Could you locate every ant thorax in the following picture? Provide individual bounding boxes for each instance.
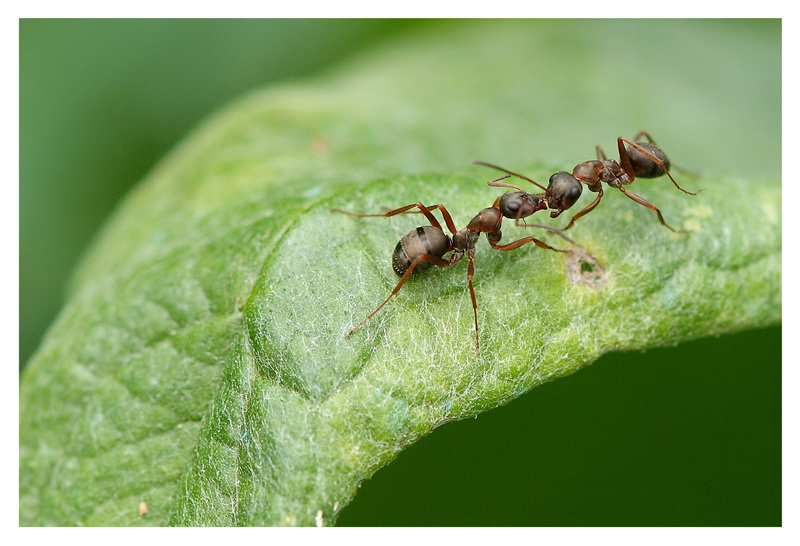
[599,161,631,189]
[452,228,479,253]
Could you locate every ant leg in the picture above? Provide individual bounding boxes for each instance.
[381,203,460,234]
[420,204,458,235]
[618,137,701,196]
[465,249,480,354]
[618,186,692,234]
[490,236,569,253]
[596,145,607,161]
[332,203,441,227]
[347,253,451,338]
[333,203,458,234]
[616,137,637,182]
[632,130,657,144]
[560,188,604,231]
[672,163,701,178]
[512,219,577,245]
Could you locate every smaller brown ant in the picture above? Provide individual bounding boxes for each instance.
[475,131,700,233]
[333,182,574,353]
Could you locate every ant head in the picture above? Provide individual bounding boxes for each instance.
[547,172,583,212]
[498,191,547,220]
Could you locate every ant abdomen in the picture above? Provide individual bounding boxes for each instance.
[626,142,671,179]
[392,226,451,276]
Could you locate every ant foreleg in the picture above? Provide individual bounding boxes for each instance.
[514,221,578,245]
[488,234,569,253]
[560,188,604,231]
[347,253,452,338]
[617,186,692,234]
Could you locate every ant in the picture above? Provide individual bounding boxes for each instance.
[475,131,700,234]
[333,180,574,353]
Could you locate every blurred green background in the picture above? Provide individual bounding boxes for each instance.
[20,19,417,368]
[20,19,780,525]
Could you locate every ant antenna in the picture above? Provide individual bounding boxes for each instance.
[471,161,549,193]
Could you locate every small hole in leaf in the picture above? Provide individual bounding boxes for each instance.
[566,247,606,288]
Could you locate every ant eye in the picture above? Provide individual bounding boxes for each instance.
[498,191,528,219]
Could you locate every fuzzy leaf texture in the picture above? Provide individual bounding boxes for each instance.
[20,20,780,526]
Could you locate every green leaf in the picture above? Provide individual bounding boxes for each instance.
[20,20,780,526]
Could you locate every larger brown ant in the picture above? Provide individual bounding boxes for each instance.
[333,181,574,353]
[475,131,700,233]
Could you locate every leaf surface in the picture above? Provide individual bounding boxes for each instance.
[20,20,780,526]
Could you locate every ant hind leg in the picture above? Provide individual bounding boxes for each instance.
[333,203,459,234]
[618,186,692,234]
[347,253,451,338]
[465,250,480,354]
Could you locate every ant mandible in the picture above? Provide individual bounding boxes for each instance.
[475,131,701,234]
[333,180,573,353]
